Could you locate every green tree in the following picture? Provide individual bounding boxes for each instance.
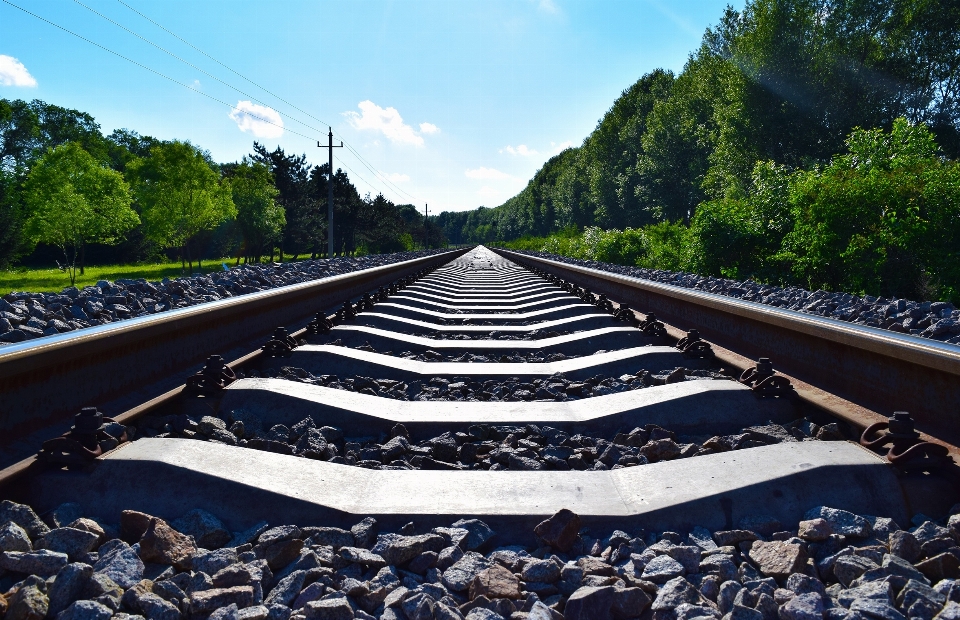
[229,159,285,263]
[23,142,138,285]
[785,118,960,300]
[127,140,236,272]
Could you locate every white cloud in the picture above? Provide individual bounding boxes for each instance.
[229,101,284,138]
[0,55,37,87]
[501,144,539,157]
[344,100,427,146]
[385,172,410,183]
[465,167,513,180]
[419,122,440,134]
[190,79,201,89]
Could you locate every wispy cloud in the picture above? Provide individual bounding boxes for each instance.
[384,172,410,183]
[501,144,539,157]
[533,0,559,14]
[0,55,37,87]
[549,140,573,154]
[465,167,513,180]
[229,101,284,138]
[344,100,434,147]
[643,0,701,39]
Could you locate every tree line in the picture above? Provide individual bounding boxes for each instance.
[0,98,445,283]
[441,0,960,301]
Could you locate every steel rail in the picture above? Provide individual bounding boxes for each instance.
[494,249,960,447]
[0,250,468,451]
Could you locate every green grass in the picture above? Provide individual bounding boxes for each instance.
[0,259,238,296]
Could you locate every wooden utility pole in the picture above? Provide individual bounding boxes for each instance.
[319,128,343,257]
[424,204,429,249]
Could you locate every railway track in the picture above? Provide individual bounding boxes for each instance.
[1,246,959,620]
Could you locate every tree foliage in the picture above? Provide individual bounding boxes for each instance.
[23,143,138,284]
[227,159,285,263]
[127,140,235,271]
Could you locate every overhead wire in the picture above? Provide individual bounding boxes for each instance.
[0,0,310,142]
[111,0,423,204]
[3,0,423,205]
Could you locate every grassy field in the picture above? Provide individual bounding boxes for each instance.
[0,259,237,296]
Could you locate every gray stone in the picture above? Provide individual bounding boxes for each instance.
[936,602,960,620]
[339,547,386,568]
[190,587,256,614]
[172,509,231,549]
[57,600,114,620]
[304,527,353,550]
[94,540,144,588]
[653,577,705,611]
[0,549,69,576]
[238,605,270,620]
[0,500,50,539]
[442,552,490,592]
[6,582,48,620]
[728,604,764,620]
[303,597,354,620]
[350,517,377,548]
[37,528,99,560]
[265,570,306,607]
[676,603,722,620]
[718,582,742,615]
[137,592,181,620]
[210,604,240,620]
[521,559,561,583]
[193,548,239,575]
[778,593,823,620]
[835,555,879,587]
[849,599,906,620]
[449,519,495,551]
[804,507,871,538]
[882,554,929,585]
[838,581,894,608]
[402,592,435,620]
[643,554,686,583]
[48,562,95,616]
[291,583,326,610]
[784,575,825,598]
[689,527,719,552]
[701,555,738,583]
[614,587,653,618]
[564,585,615,619]
[667,545,703,574]
[229,522,270,548]
[465,609,503,620]
[0,521,33,552]
[372,534,443,566]
[889,532,920,563]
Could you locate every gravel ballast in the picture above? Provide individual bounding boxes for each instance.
[512,251,960,346]
[132,410,840,472]
[1,499,959,620]
[0,251,447,347]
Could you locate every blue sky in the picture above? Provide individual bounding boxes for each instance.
[0,0,741,213]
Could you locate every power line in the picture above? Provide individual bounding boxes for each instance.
[115,0,423,203]
[2,0,421,205]
[0,0,309,141]
[75,0,334,140]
